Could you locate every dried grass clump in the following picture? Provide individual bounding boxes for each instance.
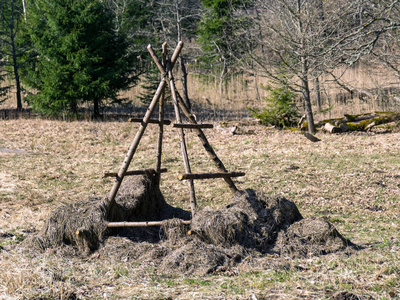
[31,174,175,254]
[331,291,372,300]
[158,241,231,275]
[275,217,355,257]
[191,189,303,252]
[39,196,109,254]
[161,218,190,245]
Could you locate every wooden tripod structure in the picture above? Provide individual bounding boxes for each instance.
[105,42,245,228]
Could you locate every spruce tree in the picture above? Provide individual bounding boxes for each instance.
[22,0,140,118]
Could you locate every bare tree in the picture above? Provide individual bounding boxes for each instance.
[242,0,400,132]
[368,1,400,85]
[248,1,353,132]
[152,0,202,110]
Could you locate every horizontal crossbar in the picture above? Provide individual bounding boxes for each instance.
[173,123,213,129]
[103,168,167,178]
[128,118,171,125]
[178,172,245,181]
[107,220,192,227]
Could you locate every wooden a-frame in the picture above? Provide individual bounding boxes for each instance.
[105,42,245,228]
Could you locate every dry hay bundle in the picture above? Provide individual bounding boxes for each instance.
[39,196,108,254]
[158,241,233,275]
[275,217,354,257]
[161,218,190,245]
[32,174,180,254]
[190,189,303,252]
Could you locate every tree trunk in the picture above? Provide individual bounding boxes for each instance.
[179,55,191,110]
[315,76,322,112]
[219,58,226,104]
[12,51,22,111]
[22,0,27,20]
[318,112,400,132]
[10,2,22,111]
[93,98,100,119]
[324,122,342,133]
[254,71,260,101]
[297,1,316,134]
[301,62,316,134]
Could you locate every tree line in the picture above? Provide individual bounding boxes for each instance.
[0,0,399,127]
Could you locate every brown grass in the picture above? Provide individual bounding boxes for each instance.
[0,119,399,299]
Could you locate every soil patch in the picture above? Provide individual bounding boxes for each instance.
[26,175,355,275]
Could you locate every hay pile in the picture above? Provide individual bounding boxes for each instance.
[155,189,354,275]
[30,174,189,254]
[30,177,354,275]
[190,189,303,251]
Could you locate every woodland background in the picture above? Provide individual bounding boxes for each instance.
[0,0,400,126]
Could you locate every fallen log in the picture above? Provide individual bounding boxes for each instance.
[323,122,342,133]
[318,112,400,133]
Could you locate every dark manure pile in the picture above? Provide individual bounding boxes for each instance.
[28,177,355,275]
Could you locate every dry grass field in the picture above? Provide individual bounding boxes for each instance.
[0,118,399,299]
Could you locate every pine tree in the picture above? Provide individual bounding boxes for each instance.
[22,0,140,118]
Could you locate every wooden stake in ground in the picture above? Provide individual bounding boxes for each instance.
[165,44,197,215]
[155,42,168,177]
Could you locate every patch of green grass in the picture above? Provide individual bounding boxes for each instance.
[183,278,212,286]
[267,270,293,283]
[113,266,129,278]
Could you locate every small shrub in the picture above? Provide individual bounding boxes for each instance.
[249,84,300,128]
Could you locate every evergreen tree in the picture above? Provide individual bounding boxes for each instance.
[22,0,140,118]
[0,0,24,107]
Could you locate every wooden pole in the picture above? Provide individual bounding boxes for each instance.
[173,123,213,129]
[107,220,191,228]
[128,118,171,125]
[175,92,239,194]
[106,79,166,217]
[164,44,197,216]
[178,172,245,181]
[155,42,168,175]
[104,168,167,178]
[147,45,166,76]
[147,43,238,195]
